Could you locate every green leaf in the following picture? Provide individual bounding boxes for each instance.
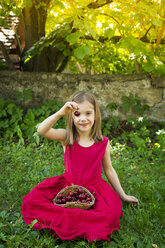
[106,103,118,111]
[27,219,38,232]
[23,89,32,102]
[24,110,35,124]
[0,232,6,241]
[136,240,145,248]
[0,120,9,128]
[51,0,65,9]
[66,32,82,44]
[98,0,106,3]
[0,98,4,109]
[0,109,7,118]
[152,19,162,27]
[143,63,154,72]
[14,126,24,144]
[74,46,91,59]
[54,42,66,51]
[122,102,130,113]
[104,28,115,38]
[63,17,73,23]
[7,104,15,115]
[22,0,32,8]
[13,90,23,100]
[63,49,72,56]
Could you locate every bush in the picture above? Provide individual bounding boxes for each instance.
[0,97,65,144]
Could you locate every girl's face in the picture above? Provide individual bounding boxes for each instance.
[72,101,95,136]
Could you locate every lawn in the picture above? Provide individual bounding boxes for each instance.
[0,134,164,248]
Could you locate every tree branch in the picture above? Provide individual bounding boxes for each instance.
[100,13,120,24]
[140,25,153,42]
[87,0,113,9]
[84,34,165,44]
[154,14,165,52]
[84,34,123,43]
[134,59,141,73]
[56,56,69,72]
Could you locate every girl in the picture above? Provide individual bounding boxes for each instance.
[22,91,139,243]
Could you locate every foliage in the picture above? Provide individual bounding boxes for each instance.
[68,40,136,74]
[121,93,150,116]
[1,92,165,154]
[30,0,165,75]
[0,92,65,144]
[102,115,165,152]
[1,0,165,75]
[0,60,7,70]
[102,93,165,152]
[0,0,22,26]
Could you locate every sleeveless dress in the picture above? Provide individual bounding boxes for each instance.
[22,136,122,243]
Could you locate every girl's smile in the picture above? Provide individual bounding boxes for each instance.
[80,123,88,127]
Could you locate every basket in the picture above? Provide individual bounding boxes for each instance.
[53,185,95,210]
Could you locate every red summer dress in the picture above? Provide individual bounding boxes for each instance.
[22,136,123,243]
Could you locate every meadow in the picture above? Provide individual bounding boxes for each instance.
[0,97,165,248]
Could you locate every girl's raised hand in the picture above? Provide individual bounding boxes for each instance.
[59,102,79,116]
[122,194,139,207]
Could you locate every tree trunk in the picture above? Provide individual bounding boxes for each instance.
[22,0,68,72]
[22,2,48,71]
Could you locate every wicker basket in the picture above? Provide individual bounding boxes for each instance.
[53,185,95,210]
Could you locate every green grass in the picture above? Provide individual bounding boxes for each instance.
[0,138,164,248]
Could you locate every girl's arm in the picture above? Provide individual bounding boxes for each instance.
[102,141,139,206]
[37,101,79,143]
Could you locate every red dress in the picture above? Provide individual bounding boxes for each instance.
[22,136,122,243]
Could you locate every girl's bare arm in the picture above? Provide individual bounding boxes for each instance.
[102,141,139,206]
[37,101,79,142]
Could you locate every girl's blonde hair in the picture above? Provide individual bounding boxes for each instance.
[64,91,102,145]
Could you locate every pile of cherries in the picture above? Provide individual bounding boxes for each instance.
[55,187,93,205]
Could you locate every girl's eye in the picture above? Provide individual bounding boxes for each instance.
[74,111,80,117]
[87,112,92,115]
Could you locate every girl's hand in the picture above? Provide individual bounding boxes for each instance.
[59,101,79,116]
[122,194,139,206]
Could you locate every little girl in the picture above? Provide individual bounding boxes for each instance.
[22,91,139,243]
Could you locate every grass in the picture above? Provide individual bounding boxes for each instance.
[0,137,164,248]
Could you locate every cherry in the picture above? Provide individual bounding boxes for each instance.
[74,111,80,116]
[73,191,78,196]
[78,194,83,199]
[68,191,74,197]
[66,196,72,201]
[56,199,62,204]
[78,187,83,194]
[81,194,86,199]
[61,198,66,204]
[57,193,63,199]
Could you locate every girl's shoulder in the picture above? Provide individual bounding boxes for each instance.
[101,136,110,150]
[102,135,109,143]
